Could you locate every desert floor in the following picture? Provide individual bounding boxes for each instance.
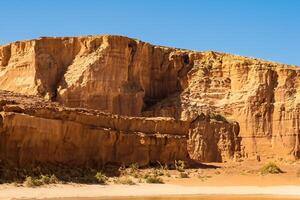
[1,160,300,199]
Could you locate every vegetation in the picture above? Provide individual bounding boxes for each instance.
[2,159,298,188]
[24,174,59,187]
[95,172,108,184]
[39,175,51,184]
[129,163,139,172]
[128,163,141,178]
[24,176,43,187]
[118,163,141,178]
[0,161,181,186]
[152,169,164,177]
[175,160,185,172]
[156,161,170,177]
[145,175,164,184]
[114,176,136,185]
[157,161,168,170]
[0,162,102,184]
[175,160,189,178]
[40,174,59,184]
[114,163,167,184]
[260,162,283,175]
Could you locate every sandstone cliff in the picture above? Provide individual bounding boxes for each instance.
[0,91,188,167]
[0,91,238,166]
[188,114,240,162]
[0,35,299,162]
[0,36,186,116]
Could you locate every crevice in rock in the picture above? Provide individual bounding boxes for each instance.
[127,41,137,83]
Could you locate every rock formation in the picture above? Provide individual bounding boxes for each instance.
[0,91,188,167]
[0,36,184,116]
[0,91,237,167]
[0,35,299,164]
[188,114,240,162]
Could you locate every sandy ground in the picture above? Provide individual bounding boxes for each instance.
[1,184,300,199]
[0,160,299,199]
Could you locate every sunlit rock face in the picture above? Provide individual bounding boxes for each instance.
[0,35,186,116]
[142,51,300,161]
[0,91,189,167]
[0,35,299,163]
[0,91,240,167]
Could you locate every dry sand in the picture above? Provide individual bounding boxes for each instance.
[1,161,300,199]
[1,184,300,199]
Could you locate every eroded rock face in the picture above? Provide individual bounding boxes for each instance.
[1,35,298,162]
[188,115,240,162]
[0,91,239,166]
[0,36,189,116]
[0,91,188,167]
[148,52,300,160]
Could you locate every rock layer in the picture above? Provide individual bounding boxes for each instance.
[1,35,299,161]
[0,91,188,167]
[0,91,238,166]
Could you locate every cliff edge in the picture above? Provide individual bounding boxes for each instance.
[0,35,299,164]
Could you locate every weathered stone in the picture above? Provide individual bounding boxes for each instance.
[1,35,298,163]
[0,91,188,167]
[0,91,239,166]
[188,116,240,162]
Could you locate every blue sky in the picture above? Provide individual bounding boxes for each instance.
[1,0,299,66]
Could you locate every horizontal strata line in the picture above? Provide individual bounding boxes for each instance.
[235,118,300,124]
[2,111,187,136]
[240,134,300,138]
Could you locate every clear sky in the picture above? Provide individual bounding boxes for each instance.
[1,0,299,66]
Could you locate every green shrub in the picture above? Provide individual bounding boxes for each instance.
[24,174,59,187]
[95,172,108,184]
[145,175,164,184]
[40,175,51,184]
[156,161,170,177]
[49,174,59,184]
[114,176,136,185]
[260,162,283,175]
[143,172,151,179]
[157,161,168,170]
[24,176,42,187]
[129,168,141,178]
[132,172,141,178]
[129,163,139,172]
[152,169,164,177]
[119,163,140,178]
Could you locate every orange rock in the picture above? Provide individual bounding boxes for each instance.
[1,35,298,163]
[0,91,189,167]
[0,91,239,166]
